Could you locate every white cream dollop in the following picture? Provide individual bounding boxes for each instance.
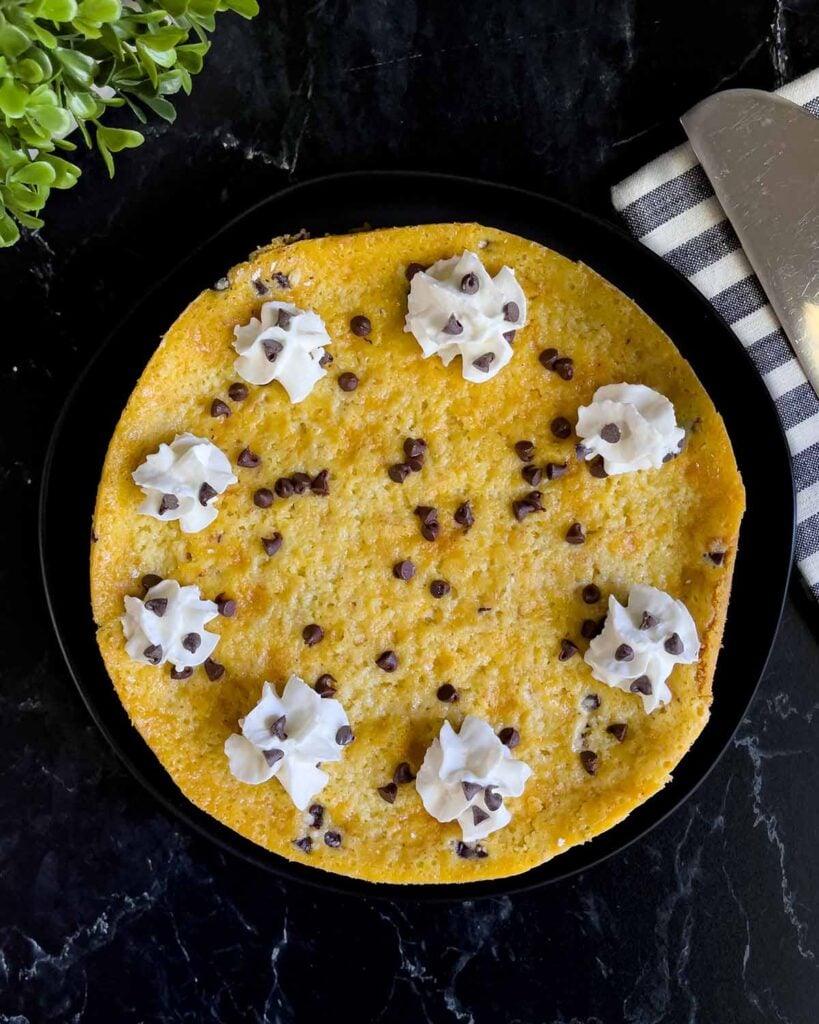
[133,433,237,534]
[224,675,352,810]
[232,301,331,402]
[404,250,527,383]
[584,584,700,713]
[415,715,531,842]
[575,383,685,475]
[121,578,220,670]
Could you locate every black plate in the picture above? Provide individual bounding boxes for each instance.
[39,172,794,900]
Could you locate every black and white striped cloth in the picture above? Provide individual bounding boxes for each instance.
[611,69,819,600]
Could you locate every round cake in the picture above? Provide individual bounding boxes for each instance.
[90,223,745,884]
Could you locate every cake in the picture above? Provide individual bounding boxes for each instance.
[90,223,745,884]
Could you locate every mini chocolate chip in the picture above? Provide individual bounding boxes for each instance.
[290,472,312,494]
[237,448,261,469]
[582,693,601,710]
[311,470,330,496]
[442,314,463,335]
[472,352,495,373]
[430,579,450,598]
[315,673,337,697]
[393,559,416,581]
[484,786,503,811]
[630,675,652,695]
[522,464,543,486]
[276,309,292,330]
[421,520,440,541]
[575,443,588,460]
[581,617,605,639]
[141,574,163,592]
[503,301,520,323]
[640,611,657,630]
[350,315,371,336]
[216,594,236,617]
[319,352,333,367]
[199,482,217,506]
[553,357,574,380]
[600,422,621,443]
[158,493,179,516]
[254,488,274,508]
[378,782,397,804]
[308,803,324,828]
[274,477,294,499]
[615,644,634,662]
[393,762,415,784]
[461,272,479,293]
[388,462,412,483]
[579,750,599,775]
[228,382,249,402]
[436,683,458,702]
[503,330,516,344]
[456,841,488,859]
[324,831,342,848]
[303,623,324,646]
[143,644,162,664]
[498,727,520,749]
[454,501,474,530]
[182,632,201,653]
[707,550,726,565]
[264,749,284,766]
[405,262,426,280]
[662,451,677,463]
[204,658,225,681]
[545,461,568,480]
[262,339,283,362]
[513,499,538,521]
[565,522,586,544]
[588,456,608,479]
[462,781,482,801]
[338,372,359,392]
[472,806,490,826]
[252,277,269,296]
[404,438,428,459]
[262,533,282,556]
[607,723,628,742]
[559,638,579,661]
[539,347,558,369]
[525,490,543,510]
[408,455,425,472]
[582,584,601,604]
[515,440,535,462]
[414,504,439,527]
[664,632,684,655]
[144,597,168,617]
[478,606,492,613]
[211,398,230,418]
[270,715,287,740]
[272,272,290,288]
[551,416,572,439]
[336,725,355,746]
[293,836,312,853]
[170,666,193,680]
[376,650,398,672]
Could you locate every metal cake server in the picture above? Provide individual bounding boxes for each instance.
[682,88,819,397]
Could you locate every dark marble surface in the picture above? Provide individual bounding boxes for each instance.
[2,3,819,1021]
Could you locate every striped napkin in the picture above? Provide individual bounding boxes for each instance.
[611,69,819,600]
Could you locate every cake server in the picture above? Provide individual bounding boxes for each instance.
[681,88,819,398]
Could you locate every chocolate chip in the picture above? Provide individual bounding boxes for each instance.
[254,487,274,508]
[461,272,479,293]
[478,606,492,613]
[430,579,450,598]
[522,464,543,486]
[525,490,543,510]
[272,477,293,499]
[204,658,225,681]
[308,803,324,828]
[141,574,163,592]
[143,644,162,665]
[551,416,572,439]
[272,272,290,288]
[393,762,415,784]
[484,786,503,811]
[664,633,684,655]
[559,638,579,661]
[199,482,217,506]
[376,650,398,672]
[462,781,482,801]
[472,352,495,373]
[336,725,355,746]
[582,693,601,710]
[579,750,599,775]
[581,617,605,639]
[707,551,726,565]
[211,398,231,418]
[287,472,309,494]
[262,339,283,362]
[293,836,312,853]
[588,456,608,479]
[503,301,520,323]
[393,559,416,581]
[388,462,411,483]
[408,456,425,472]
[170,666,193,680]
[662,451,676,463]
[414,505,439,539]
[405,262,426,280]
[498,727,520,749]
[404,438,428,459]
[324,831,342,848]
[456,841,488,859]
[442,314,463,335]
[158,493,179,516]
[515,440,535,462]
[262,533,282,556]
[454,501,474,530]
[310,470,330,496]
[545,461,568,480]
[303,623,324,646]
[182,632,201,653]
[600,422,621,443]
[270,715,287,740]
[226,383,248,404]
[315,673,337,697]
[513,499,538,521]
[539,348,558,369]
[553,357,574,380]
[472,806,490,826]
[565,522,585,544]
[276,309,292,330]
[503,330,516,344]
[421,520,440,542]
[252,277,269,296]
[582,584,601,604]
[264,748,284,767]
[350,314,371,336]
[607,723,628,742]
[640,611,657,630]
[378,782,397,803]
[630,675,652,695]
[144,597,168,617]
[436,683,458,702]
[319,352,333,367]
[216,594,236,617]
[338,372,359,392]
[237,448,260,469]
[615,644,634,662]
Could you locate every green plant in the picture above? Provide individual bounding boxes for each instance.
[0,0,258,246]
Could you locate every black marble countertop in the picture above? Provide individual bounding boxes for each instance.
[3,3,819,1021]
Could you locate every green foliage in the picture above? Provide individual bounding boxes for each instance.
[0,0,258,246]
